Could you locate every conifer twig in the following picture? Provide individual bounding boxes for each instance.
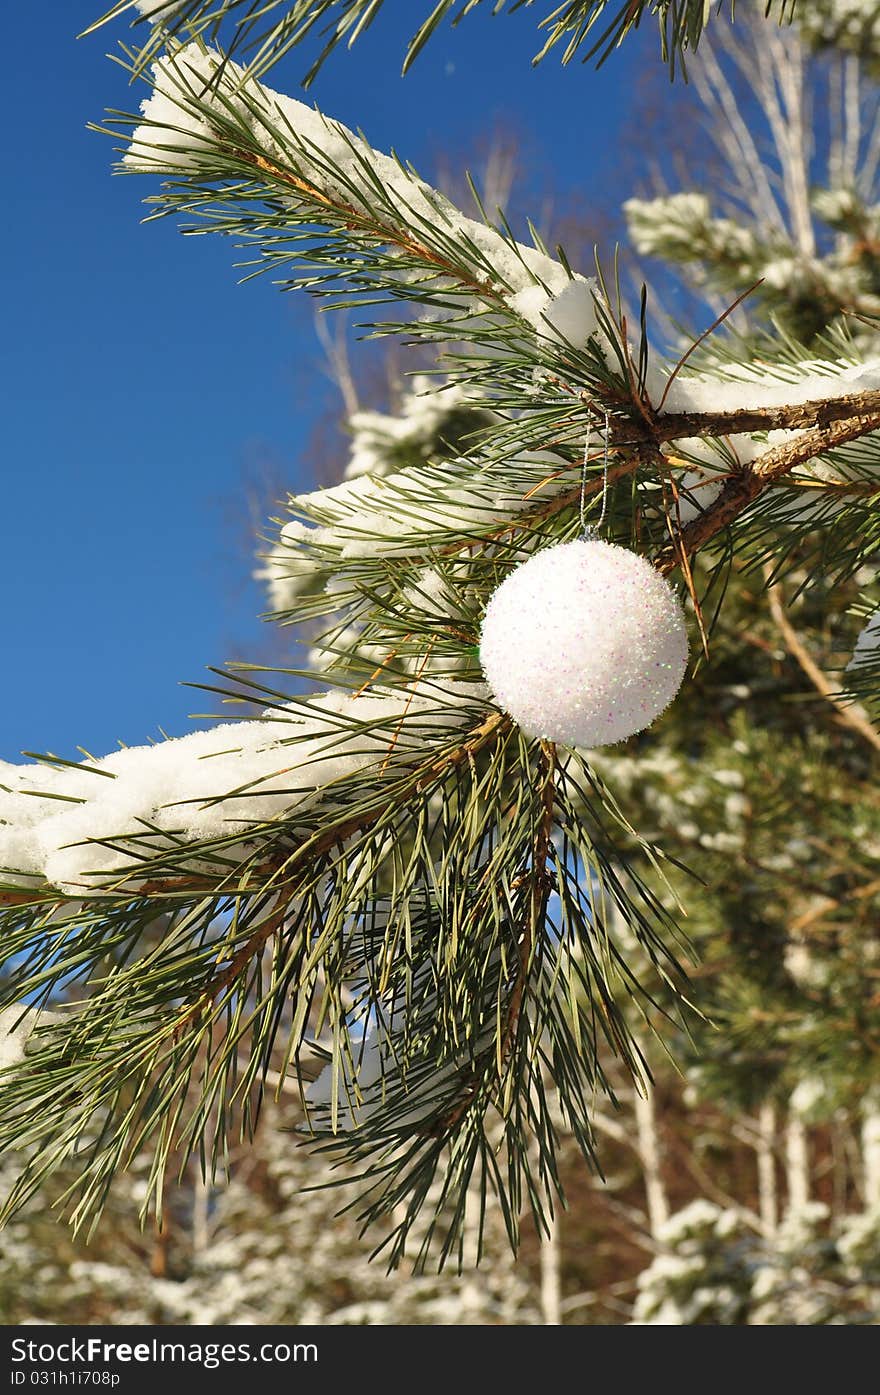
[763,569,880,756]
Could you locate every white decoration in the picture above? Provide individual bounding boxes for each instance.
[479,539,689,748]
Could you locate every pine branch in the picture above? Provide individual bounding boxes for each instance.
[87,0,797,85]
[763,571,880,755]
[99,42,621,389]
[652,387,880,441]
[6,0,876,1267]
[655,406,880,571]
[1,710,507,910]
[238,147,498,305]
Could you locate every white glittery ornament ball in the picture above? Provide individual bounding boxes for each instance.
[479,539,689,748]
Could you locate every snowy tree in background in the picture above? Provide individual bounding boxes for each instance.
[1,0,880,1295]
[0,1098,542,1325]
[626,5,880,343]
[797,1,880,66]
[633,1197,880,1324]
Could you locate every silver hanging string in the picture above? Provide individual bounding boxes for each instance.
[580,409,611,540]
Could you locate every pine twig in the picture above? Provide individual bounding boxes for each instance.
[0,712,508,911]
[656,407,880,573]
[653,387,880,442]
[428,739,557,1139]
[763,569,880,756]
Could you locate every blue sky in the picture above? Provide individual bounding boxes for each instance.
[1,1,654,764]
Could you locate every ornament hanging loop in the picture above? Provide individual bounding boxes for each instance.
[580,408,611,540]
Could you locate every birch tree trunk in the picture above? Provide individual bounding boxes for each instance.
[785,1113,810,1212]
[540,1208,562,1325]
[861,1093,880,1208]
[757,1100,778,1237]
[192,1170,211,1258]
[634,1080,670,1237]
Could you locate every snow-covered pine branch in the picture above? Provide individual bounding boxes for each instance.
[0,682,484,895]
[117,43,605,357]
[626,7,880,343]
[258,350,880,620]
[4,0,879,1270]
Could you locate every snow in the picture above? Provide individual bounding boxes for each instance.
[509,276,601,346]
[124,81,217,170]
[0,684,478,894]
[847,608,880,670]
[262,445,565,613]
[306,964,493,1134]
[655,1198,725,1244]
[811,187,862,224]
[133,1,187,17]
[343,378,481,481]
[123,49,880,447]
[0,1006,62,1071]
[305,1028,387,1132]
[798,0,880,48]
[401,566,459,612]
[304,1002,451,1134]
[626,193,714,257]
[653,356,880,520]
[790,1075,832,1120]
[656,354,880,416]
[260,376,514,610]
[123,45,590,331]
[626,192,760,271]
[660,437,730,522]
[759,257,803,290]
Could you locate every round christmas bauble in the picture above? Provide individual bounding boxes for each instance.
[479,539,688,748]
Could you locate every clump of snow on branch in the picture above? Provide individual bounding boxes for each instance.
[847,609,880,670]
[509,277,601,347]
[344,378,485,481]
[262,446,562,611]
[627,192,762,273]
[133,1,188,18]
[0,684,478,894]
[123,44,599,339]
[655,354,880,416]
[0,1006,63,1071]
[259,377,497,611]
